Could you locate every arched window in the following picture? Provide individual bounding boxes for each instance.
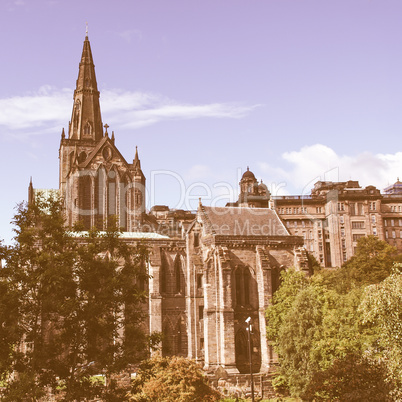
[235,327,261,374]
[235,329,249,373]
[74,101,80,129]
[95,166,106,229]
[234,266,251,307]
[175,317,186,356]
[107,168,117,218]
[78,151,87,163]
[83,121,92,136]
[78,173,92,230]
[162,323,173,356]
[119,175,129,230]
[174,255,183,294]
[160,253,168,294]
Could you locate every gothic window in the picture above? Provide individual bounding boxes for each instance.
[83,121,92,136]
[174,255,183,294]
[160,253,168,294]
[74,101,80,129]
[135,191,142,206]
[235,329,249,374]
[161,317,187,357]
[107,169,117,217]
[197,274,203,289]
[78,173,92,230]
[78,151,87,163]
[235,266,251,307]
[162,323,173,356]
[193,232,199,247]
[95,167,106,229]
[119,175,129,230]
[175,318,185,355]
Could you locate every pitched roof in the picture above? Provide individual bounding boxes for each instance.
[198,206,289,237]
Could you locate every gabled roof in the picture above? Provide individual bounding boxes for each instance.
[198,206,289,237]
[78,135,130,170]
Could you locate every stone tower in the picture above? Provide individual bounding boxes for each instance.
[59,33,146,231]
[226,167,271,208]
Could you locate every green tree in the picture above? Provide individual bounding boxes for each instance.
[341,235,399,286]
[265,237,402,399]
[303,352,393,401]
[0,195,153,400]
[359,263,402,398]
[267,272,382,398]
[265,268,309,345]
[130,354,221,402]
[0,241,21,385]
[275,282,327,396]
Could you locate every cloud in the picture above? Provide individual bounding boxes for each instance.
[102,89,259,129]
[115,29,142,43]
[259,144,402,195]
[0,86,71,132]
[0,87,259,138]
[184,165,212,181]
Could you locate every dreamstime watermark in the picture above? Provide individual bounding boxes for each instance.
[63,166,345,231]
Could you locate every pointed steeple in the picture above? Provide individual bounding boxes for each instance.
[133,146,141,170]
[28,177,34,205]
[68,32,103,142]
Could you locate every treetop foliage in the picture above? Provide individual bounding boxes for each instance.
[266,236,402,400]
[129,354,221,402]
[0,194,154,399]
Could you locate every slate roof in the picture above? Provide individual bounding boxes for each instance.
[199,206,289,237]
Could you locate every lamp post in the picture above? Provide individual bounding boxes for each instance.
[245,317,255,402]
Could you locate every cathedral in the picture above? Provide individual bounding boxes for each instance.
[29,32,402,378]
[28,33,310,376]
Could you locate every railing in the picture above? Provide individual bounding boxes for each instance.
[272,195,314,200]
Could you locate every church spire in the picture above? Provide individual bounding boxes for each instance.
[68,32,103,141]
[133,146,141,170]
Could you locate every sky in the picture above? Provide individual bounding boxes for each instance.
[1,0,402,244]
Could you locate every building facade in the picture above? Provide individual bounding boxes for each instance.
[29,34,401,376]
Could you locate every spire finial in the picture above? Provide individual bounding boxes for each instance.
[85,22,88,38]
[247,166,249,171]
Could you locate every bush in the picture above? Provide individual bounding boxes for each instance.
[130,355,221,402]
[303,353,394,401]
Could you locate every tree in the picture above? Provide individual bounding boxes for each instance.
[129,355,221,402]
[359,263,402,398]
[303,352,393,401]
[275,282,327,397]
[0,241,21,385]
[265,268,309,345]
[266,238,402,399]
[0,195,153,399]
[341,235,399,286]
[267,272,381,398]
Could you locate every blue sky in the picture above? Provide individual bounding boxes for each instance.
[1,0,402,244]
